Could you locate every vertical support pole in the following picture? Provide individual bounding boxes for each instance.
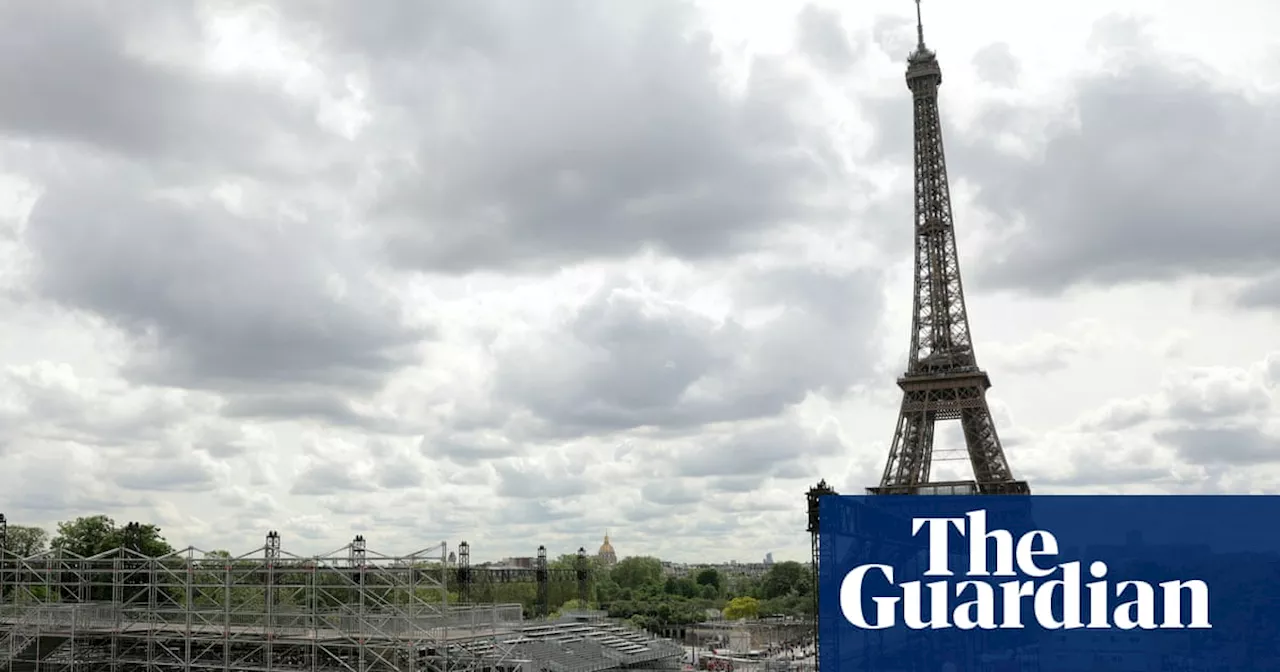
[806,480,837,671]
[458,541,471,604]
[223,543,232,671]
[113,552,123,672]
[575,547,589,607]
[0,513,7,601]
[183,548,194,670]
[441,541,449,671]
[265,530,280,670]
[351,534,366,672]
[535,546,549,619]
[309,551,319,672]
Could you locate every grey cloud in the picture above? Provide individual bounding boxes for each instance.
[4,456,138,514]
[966,25,1280,293]
[1076,397,1156,432]
[218,487,279,513]
[24,182,426,393]
[422,433,522,464]
[2,363,195,447]
[221,394,410,433]
[685,518,738,539]
[5,488,132,516]
[273,0,508,62]
[192,425,251,459]
[495,290,729,432]
[278,0,843,273]
[1028,436,1173,487]
[489,268,882,436]
[640,480,702,507]
[365,439,428,489]
[1156,427,1280,466]
[0,2,321,173]
[1236,272,1280,308]
[112,457,216,492]
[1163,374,1270,420]
[706,476,766,493]
[871,15,914,62]
[291,462,366,496]
[622,502,669,524]
[795,5,860,73]
[971,43,1019,87]
[1077,363,1269,433]
[675,421,843,479]
[772,461,813,480]
[494,460,590,500]
[988,339,1081,375]
[495,500,581,528]
[375,458,425,490]
[222,395,365,423]
[446,465,498,488]
[860,89,917,167]
[283,520,331,542]
[1086,14,1150,52]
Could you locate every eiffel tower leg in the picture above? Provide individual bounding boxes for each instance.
[880,398,937,488]
[959,397,1015,490]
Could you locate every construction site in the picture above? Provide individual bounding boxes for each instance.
[0,520,682,672]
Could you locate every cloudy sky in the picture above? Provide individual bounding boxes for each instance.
[1,0,1277,564]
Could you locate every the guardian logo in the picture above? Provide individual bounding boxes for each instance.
[840,510,1211,631]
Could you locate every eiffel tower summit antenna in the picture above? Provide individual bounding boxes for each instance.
[915,0,926,51]
[868,0,1029,496]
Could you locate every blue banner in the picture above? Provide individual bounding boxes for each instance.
[817,495,1280,671]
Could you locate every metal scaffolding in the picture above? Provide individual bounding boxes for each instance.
[0,530,525,671]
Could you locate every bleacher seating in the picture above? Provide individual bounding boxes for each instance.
[460,615,683,671]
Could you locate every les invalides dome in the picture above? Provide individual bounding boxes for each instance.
[596,531,617,566]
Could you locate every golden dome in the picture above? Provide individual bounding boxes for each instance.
[596,530,617,565]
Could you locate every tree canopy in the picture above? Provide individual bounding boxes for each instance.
[2,524,48,557]
[694,567,722,589]
[723,596,761,620]
[611,556,663,589]
[50,515,174,557]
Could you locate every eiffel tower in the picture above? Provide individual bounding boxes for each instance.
[869,0,1029,496]
[805,5,1029,664]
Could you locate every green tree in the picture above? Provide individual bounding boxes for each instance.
[694,568,721,591]
[611,556,662,590]
[2,524,49,557]
[549,553,605,572]
[761,561,808,599]
[723,596,760,620]
[595,577,623,603]
[51,516,174,557]
[555,598,592,616]
[663,576,697,598]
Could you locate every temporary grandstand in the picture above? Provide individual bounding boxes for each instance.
[0,530,681,671]
[462,617,683,671]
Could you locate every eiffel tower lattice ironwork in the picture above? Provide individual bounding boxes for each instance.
[870,0,1029,496]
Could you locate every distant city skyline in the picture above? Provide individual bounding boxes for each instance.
[477,531,788,568]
